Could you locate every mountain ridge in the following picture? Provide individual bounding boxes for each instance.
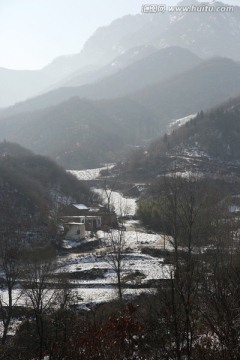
[1,57,240,169]
[1,1,240,108]
[0,46,201,117]
[0,97,159,169]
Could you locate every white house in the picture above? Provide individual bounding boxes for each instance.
[65,222,85,240]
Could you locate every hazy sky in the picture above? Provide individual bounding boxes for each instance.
[0,0,239,70]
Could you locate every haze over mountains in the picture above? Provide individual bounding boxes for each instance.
[1,0,240,109]
[0,46,201,117]
[0,13,152,108]
[0,97,159,169]
[1,0,240,169]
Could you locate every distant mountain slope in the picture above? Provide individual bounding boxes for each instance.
[3,54,240,128]
[0,46,201,117]
[1,57,240,171]
[131,57,240,129]
[121,1,240,61]
[2,1,240,108]
[57,45,157,89]
[63,46,201,100]
[150,97,240,163]
[0,14,149,108]
[0,62,96,109]
[0,98,159,169]
[120,96,240,180]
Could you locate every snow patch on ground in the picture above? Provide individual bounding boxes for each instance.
[94,188,137,216]
[68,164,114,181]
[168,113,197,133]
[56,227,173,304]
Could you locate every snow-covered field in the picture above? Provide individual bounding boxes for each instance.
[0,227,171,333]
[68,165,114,181]
[68,165,138,216]
[57,228,172,305]
[94,188,137,216]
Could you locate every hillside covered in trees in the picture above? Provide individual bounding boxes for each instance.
[0,141,93,235]
[119,96,240,181]
[0,98,159,169]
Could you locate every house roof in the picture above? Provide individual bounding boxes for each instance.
[62,216,85,218]
[67,222,85,226]
[73,204,89,210]
[89,204,104,212]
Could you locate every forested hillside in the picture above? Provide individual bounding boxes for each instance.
[131,57,240,127]
[119,96,240,180]
[0,98,159,169]
[0,141,92,232]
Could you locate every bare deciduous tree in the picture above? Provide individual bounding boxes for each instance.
[22,249,59,360]
[0,230,23,345]
[105,228,126,301]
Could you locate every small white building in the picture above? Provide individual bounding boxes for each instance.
[59,203,117,238]
[65,222,85,240]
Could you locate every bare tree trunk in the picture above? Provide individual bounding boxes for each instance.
[105,227,126,302]
[0,232,21,345]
